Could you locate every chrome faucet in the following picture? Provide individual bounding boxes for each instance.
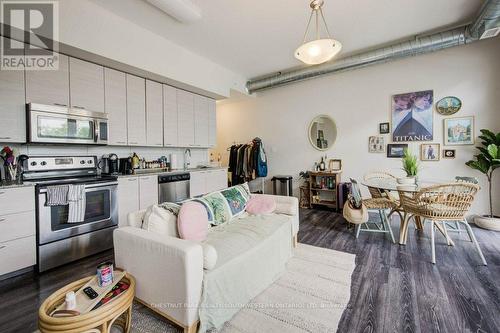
[184,148,191,170]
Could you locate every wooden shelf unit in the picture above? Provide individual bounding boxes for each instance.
[309,171,342,210]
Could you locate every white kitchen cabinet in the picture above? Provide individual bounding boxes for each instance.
[194,95,209,147]
[0,186,36,276]
[0,37,26,143]
[189,171,206,198]
[104,68,128,145]
[69,58,105,112]
[208,98,217,147]
[190,169,228,197]
[163,85,178,146]
[126,75,147,146]
[177,90,195,147]
[146,80,163,147]
[206,169,228,192]
[118,177,140,227]
[139,175,159,209]
[25,52,70,107]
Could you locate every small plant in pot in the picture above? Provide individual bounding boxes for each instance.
[466,129,500,230]
[299,171,310,187]
[398,148,419,185]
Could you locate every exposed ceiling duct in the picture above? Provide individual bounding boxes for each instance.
[246,0,500,94]
[144,0,202,23]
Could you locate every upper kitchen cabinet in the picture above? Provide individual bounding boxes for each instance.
[177,90,195,147]
[104,68,128,145]
[194,95,209,147]
[163,85,178,147]
[69,58,105,112]
[25,52,70,107]
[126,74,146,146]
[0,37,26,143]
[146,80,163,147]
[208,98,217,147]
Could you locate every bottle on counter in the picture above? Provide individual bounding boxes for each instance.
[132,153,140,169]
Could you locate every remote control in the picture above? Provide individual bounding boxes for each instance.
[83,286,99,299]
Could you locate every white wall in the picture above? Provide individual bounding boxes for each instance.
[215,38,500,216]
[32,0,247,98]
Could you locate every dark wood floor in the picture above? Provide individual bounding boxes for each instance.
[1,209,499,332]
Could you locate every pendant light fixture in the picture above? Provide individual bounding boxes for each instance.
[295,0,342,65]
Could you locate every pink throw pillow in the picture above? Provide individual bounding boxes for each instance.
[246,195,277,215]
[177,201,209,241]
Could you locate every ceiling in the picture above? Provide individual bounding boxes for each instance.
[91,0,484,79]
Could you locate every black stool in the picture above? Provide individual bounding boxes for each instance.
[271,175,293,196]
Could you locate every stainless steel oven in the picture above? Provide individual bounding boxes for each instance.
[27,103,108,145]
[23,156,117,272]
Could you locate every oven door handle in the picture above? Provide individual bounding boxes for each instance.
[38,182,118,193]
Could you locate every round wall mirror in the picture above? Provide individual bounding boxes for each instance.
[308,115,337,151]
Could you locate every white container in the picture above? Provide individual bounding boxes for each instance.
[397,177,416,185]
[65,291,76,310]
[170,154,178,170]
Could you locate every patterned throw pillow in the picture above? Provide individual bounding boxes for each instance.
[220,183,251,218]
[194,192,232,226]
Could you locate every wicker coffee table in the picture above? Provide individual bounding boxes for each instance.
[38,272,135,333]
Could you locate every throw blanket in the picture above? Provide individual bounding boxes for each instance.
[67,185,86,223]
[198,214,293,332]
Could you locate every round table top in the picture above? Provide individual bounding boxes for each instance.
[361,178,442,193]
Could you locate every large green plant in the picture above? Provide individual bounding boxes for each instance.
[466,129,500,217]
[402,148,419,177]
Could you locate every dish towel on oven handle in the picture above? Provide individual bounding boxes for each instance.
[68,184,86,223]
[46,185,69,206]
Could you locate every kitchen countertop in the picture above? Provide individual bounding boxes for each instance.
[116,166,228,179]
[0,181,35,189]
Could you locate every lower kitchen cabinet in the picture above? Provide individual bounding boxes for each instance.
[190,169,228,197]
[0,186,36,278]
[118,175,158,226]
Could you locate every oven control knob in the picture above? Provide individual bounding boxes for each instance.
[80,160,85,164]
[30,161,37,166]
[87,160,93,164]
[40,161,47,166]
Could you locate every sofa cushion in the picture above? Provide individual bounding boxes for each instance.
[204,213,291,270]
[246,195,276,215]
[220,183,251,218]
[141,203,180,237]
[178,201,209,241]
[193,191,232,226]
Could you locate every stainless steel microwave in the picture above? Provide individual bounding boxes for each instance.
[27,103,108,145]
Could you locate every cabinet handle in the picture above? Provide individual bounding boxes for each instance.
[53,103,67,107]
[73,105,86,109]
[0,218,5,222]
[0,137,11,140]
[0,191,5,195]
[116,141,126,144]
[129,142,138,145]
[128,178,137,182]
[0,245,5,250]
[139,177,150,180]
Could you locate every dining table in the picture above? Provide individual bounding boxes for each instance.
[361,178,455,245]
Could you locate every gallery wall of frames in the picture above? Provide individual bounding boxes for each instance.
[368,92,474,162]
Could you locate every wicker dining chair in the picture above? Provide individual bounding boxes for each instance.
[350,178,396,243]
[363,172,403,222]
[398,183,487,265]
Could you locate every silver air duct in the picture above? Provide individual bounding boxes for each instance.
[247,0,500,94]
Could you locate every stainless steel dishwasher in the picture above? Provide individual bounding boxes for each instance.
[158,173,190,203]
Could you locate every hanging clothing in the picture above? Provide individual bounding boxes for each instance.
[227,138,268,186]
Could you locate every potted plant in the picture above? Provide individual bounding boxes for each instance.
[299,171,310,187]
[466,129,500,230]
[398,148,419,185]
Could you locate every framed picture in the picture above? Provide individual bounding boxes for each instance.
[444,116,474,145]
[436,96,462,115]
[443,149,456,159]
[328,159,342,171]
[421,143,441,161]
[392,90,433,142]
[369,136,386,153]
[379,122,390,134]
[387,144,408,158]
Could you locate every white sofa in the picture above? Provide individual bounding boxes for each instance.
[113,194,299,333]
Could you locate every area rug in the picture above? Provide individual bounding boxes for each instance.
[128,243,356,333]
